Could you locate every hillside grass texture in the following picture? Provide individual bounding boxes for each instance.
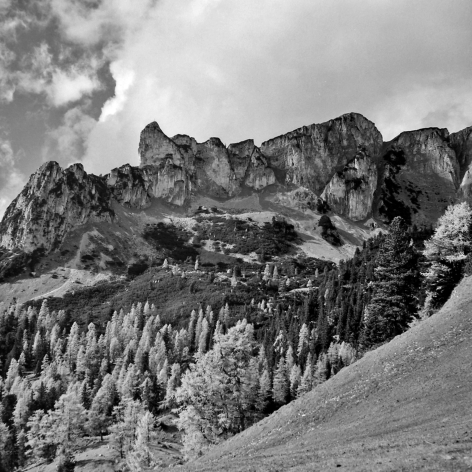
[180,276,472,471]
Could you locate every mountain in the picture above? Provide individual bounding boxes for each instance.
[179,275,472,471]
[1,112,471,289]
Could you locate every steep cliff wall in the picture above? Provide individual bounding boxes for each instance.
[376,128,460,225]
[451,127,472,201]
[0,162,114,252]
[322,151,377,220]
[3,114,472,257]
[260,113,382,193]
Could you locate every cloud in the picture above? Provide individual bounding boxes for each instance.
[15,43,103,107]
[71,0,472,175]
[3,0,472,181]
[0,136,26,219]
[0,43,16,102]
[49,0,157,48]
[99,60,135,121]
[44,106,97,165]
[373,82,472,141]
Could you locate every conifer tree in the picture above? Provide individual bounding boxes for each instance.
[423,202,472,310]
[263,263,271,281]
[175,320,258,456]
[361,217,420,349]
[109,400,143,462]
[272,358,288,405]
[126,411,158,471]
[297,355,313,397]
[289,364,301,398]
[257,368,271,412]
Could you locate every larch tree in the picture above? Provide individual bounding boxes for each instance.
[175,320,259,459]
[126,411,158,471]
[272,358,288,405]
[87,374,116,439]
[297,355,313,397]
[109,400,144,462]
[423,202,472,311]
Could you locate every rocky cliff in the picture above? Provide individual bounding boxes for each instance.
[451,126,472,201]
[260,113,382,193]
[2,112,472,257]
[137,112,382,211]
[376,127,471,225]
[322,150,378,220]
[0,162,114,252]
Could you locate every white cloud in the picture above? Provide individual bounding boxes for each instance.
[0,43,15,102]
[99,61,135,121]
[374,81,472,141]
[74,0,472,176]
[49,0,157,48]
[0,0,12,11]
[15,43,103,107]
[44,106,97,165]
[49,71,100,107]
[3,0,472,179]
[0,137,26,219]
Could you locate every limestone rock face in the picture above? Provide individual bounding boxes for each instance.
[260,113,383,193]
[376,128,460,225]
[322,151,378,221]
[3,114,472,259]
[106,163,189,207]
[0,162,113,252]
[195,138,239,196]
[451,127,472,201]
[136,113,382,206]
[228,139,276,190]
[139,122,185,167]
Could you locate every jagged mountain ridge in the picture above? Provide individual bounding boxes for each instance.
[1,112,472,257]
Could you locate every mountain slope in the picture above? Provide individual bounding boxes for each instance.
[1,112,472,291]
[181,276,472,471]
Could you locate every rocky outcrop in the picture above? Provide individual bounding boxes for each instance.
[138,122,185,167]
[376,128,461,225]
[322,150,377,220]
[3,114,472,259]
[138,113,382,210]
[451,127,472,201]
[260,113,383,193]
[106,163,189,207]
[0,162,113,252]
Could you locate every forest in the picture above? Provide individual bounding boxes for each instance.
[0,203,470,471]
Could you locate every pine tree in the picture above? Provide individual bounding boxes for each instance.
[109,400,143,462]
[361,217,420,349]
[289,364,301,398]
[126,411,158,471]
[87,374,116,439]
[263,263,271,281]
[256,368,271,412]
[164,363,181,408]
[297,355,313,396]
[272,358,288,405]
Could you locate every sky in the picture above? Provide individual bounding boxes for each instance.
[0,0,472,217]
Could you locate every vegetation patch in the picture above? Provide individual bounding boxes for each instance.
[143,222,198,261]
[318,215,342,246]
[195,215,298,259]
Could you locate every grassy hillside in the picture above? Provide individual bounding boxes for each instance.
[181,276,472,471]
